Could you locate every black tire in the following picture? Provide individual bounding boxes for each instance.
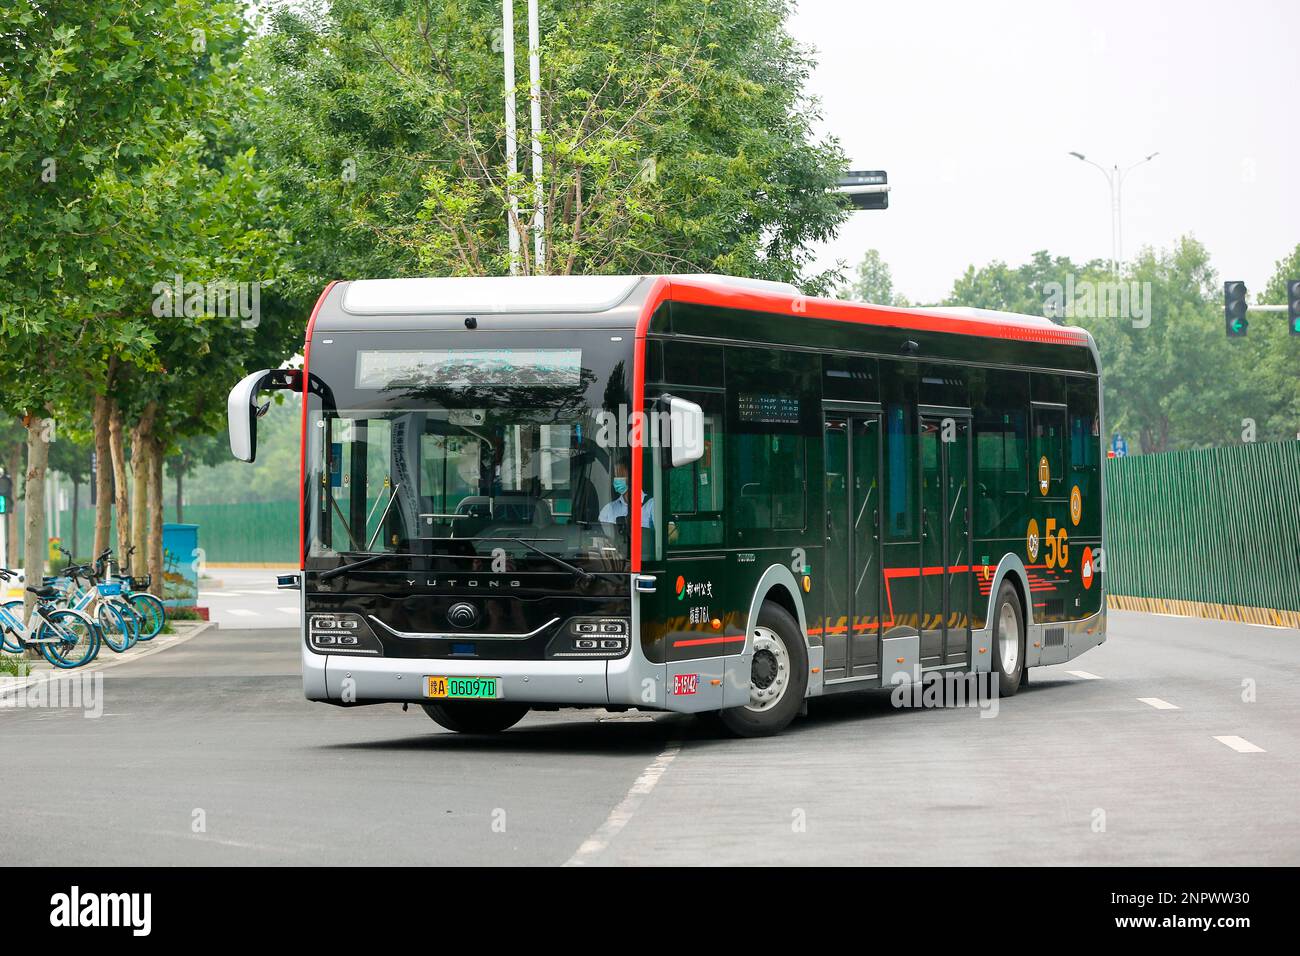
[421,701,530,734]
[991,581,1025,697]
[716,602,809,738]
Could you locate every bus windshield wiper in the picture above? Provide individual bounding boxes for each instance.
[319,553,391,581]
[481,537,594,583]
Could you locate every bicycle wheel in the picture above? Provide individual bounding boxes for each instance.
[39,609,100,668]
[1,600,25,653]
[128,593,166,641]
[116,601,143,648]
[95,602,133,653]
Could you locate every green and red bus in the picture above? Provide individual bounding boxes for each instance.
[228,273,1105,736]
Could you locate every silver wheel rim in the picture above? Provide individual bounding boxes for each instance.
[745,627,791,713]
[998,601,1019,674]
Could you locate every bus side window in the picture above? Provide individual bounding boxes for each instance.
[973,369,1029,537]
[884,404,915,540]
[1067,377,1101,534]
[665,392,725,549]
[1031,404,1066,496]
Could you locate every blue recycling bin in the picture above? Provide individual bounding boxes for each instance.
[162,523,200,607]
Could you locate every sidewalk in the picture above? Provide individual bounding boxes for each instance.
[0,619,215,701]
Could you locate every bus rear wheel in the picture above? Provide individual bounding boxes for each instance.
[716,602,808,738]
[992,581,1025,697]
[422,701,530,734]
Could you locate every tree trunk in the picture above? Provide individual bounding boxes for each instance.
[4,441,19,569]
[92,393,113,557]
[175,460,184,523]
[22,416,50,646]
[148,435,165,600]
[70,478,79,559]
[107,400,132,572]
[129,402,156,573]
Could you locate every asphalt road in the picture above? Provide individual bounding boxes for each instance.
[1,610,1296,866]
[199,566,299,629]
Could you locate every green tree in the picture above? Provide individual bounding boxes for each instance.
[1246,242,1300,440]
[249,0,847,291]
[839,249,908,306]
[941,241,1289,454]
[0,1,297,597]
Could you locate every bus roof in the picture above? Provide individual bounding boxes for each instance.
[317,273,1094,351]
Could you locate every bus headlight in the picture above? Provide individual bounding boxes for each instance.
[547,617,630,659]
[309,613,383,656]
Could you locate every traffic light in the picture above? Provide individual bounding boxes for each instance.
[1288,279,1300,336]
[1224,280,1248,337]
[0,475,10,515]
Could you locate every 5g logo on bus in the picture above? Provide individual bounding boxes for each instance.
[1042,518,1069,570]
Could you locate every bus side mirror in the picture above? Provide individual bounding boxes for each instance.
[667,395,704,468]
[228,368,303,463]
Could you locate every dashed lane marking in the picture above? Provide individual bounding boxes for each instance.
[1067,670,1102,680]
[1138,697,1179,710]
[225,609,258,617]
[1214,735,1264,753]
[564,741,681,866]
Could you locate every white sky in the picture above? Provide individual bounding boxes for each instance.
[788,0,1300,302]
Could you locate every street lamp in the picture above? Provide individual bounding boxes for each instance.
[502,0,545,276]
[1068,151,1159,274]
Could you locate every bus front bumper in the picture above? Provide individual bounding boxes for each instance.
[304,642,664,709]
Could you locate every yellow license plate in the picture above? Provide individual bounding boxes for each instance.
[425,676,501,699]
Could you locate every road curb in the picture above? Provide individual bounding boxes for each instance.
[0,620,217,701]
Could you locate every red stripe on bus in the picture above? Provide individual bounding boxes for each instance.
[630,276,671,573]
[662,277,1092,347]
[300,281,339,570]
[672,635,747,648]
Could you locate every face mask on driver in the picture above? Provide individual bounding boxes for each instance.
[613,477,629,496]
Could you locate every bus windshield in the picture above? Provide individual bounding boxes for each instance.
[305,335,639,572]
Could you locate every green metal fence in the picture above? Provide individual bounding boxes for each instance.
[1105,440,1300,611]
[38,499,299,565]
[16,441,1300,598]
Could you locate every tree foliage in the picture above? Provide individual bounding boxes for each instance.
[249,0,848,290]
[940,239,1300,453]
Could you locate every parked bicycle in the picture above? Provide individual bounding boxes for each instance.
[118,546,166,642]
[0,568,101,668]
[39,548,138,653]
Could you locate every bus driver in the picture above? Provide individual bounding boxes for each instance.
[598,462,654,528]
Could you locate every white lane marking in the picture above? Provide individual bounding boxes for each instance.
[225,609,258,617]
[1147,612,1292,630]
[1138,697,1179,710]
[277,607,299,615]
[240,590,280,596]
[564,741,681,866]
[1214,735,1265,753]
[1067,670,1102,680]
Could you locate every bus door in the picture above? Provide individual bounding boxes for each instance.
[822,411,882,681]
[919,412,972,666]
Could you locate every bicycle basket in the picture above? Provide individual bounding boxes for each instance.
[97,582,124,597]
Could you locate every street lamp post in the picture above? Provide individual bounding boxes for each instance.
[1068,151,1159,274]
[502,0,521,275]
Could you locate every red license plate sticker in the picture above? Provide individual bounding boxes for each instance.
[673,674,699,695]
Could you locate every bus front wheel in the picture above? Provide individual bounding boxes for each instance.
[716,602,808,738]
[422,701,530,734]
[992,581,1025,697]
